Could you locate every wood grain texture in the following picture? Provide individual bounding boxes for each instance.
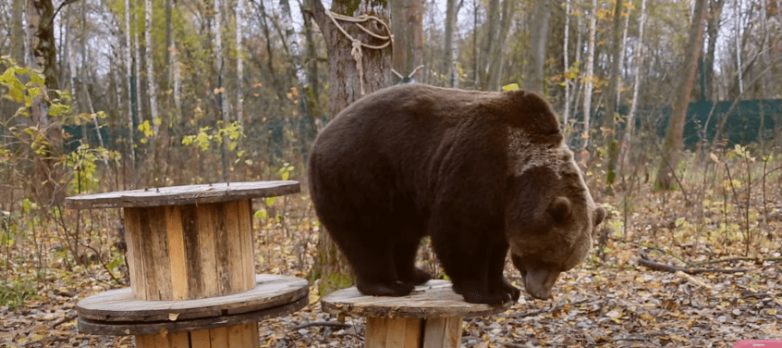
[169,331,190,348]
[365,317,423,348]
[196,203,219,299]
[77,295,307,336]
[321,280,510,318]
[166,206,189,300]
[190,330,211,348]
[124,207,147,301]
[65,181,300,209]
[77,274,308,322]
[209,326,228,348]
[422,317,462,348]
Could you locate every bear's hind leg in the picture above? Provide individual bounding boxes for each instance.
[393,237,431,286]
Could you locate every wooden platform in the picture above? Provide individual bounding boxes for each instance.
[77,274,308,322]
[65,181,300,209]
[321,280,512,348]
[321,280,511,319]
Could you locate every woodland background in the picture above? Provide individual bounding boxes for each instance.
[1,0,782,346]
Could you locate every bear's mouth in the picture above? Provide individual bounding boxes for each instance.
[511,255,561,300]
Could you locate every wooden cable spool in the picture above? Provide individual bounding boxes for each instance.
[321,280,512,348]
[66,181,307,348]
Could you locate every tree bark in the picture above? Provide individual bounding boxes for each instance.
[581,0,598,151]
[124,0,137,186]
[563,0,572,128]
[619,0,647,170]
[392,0,424,83]
[26,0,64,206]
[603,0,625,187]
[12,0,25,64]
[654,0,707,190]
[703,0,723,101]
[479,0,500,88]
[524,0,551,93]
[146,0,159,136]
[306,0,393,295]
[485,0,514,91]
[300,0,321,117]
[442,0,461,86]
[236,0,245,127]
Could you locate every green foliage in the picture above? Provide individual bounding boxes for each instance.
[0,276,39,309]
[181,121,244,152]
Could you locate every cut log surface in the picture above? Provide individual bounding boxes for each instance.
[321,280,511,319]
[77,274,308,322]
[78,296,308,336]
[65,181,300,209]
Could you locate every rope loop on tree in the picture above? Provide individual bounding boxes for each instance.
[326,10,393,95]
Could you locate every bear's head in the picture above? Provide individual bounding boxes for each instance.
[504,127,606,301]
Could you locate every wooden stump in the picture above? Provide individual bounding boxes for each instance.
[321,280,511,348]
[66,181,304,348]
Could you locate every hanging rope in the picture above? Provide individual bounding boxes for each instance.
[326,11,393,95]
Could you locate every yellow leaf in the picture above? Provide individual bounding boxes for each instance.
[169,313,179,321]
[502,83,520,91]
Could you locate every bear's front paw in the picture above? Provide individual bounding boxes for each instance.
[356,281,415,297]
[501,279,521,302]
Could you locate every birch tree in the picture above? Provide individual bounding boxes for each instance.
[213,0,230,180]
[124,0,136,182]
[442,0,463,87]
[581,0,598,151]
[145,0,159,136]
[305,0,393,295]
[26,0,64,205]
[619,0,647,169]
[734,0,743,94]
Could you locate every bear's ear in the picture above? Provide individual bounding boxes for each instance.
[548,197,571,221]
[594,207,606,226]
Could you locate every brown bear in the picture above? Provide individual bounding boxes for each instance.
[308,84,605,304]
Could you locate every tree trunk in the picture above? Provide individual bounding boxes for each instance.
[12,0,25,64]
[236,0,245,127]
[480,0,500,88]
[619,0,647,170]
[563,0,572,128]
[26,0,64,206]
[442,0,458,86]
[306,0,393,295]
[581,0,598,151]
[703,0,723,101]
[524,0,550,93]
[485,0,514,90]
[124,0,137,187]
[602,0,625,187]
[392,0,424,83]
[300,0,321,117]
[734,0,743,94]
[213,0,229,181]
[146,0,159,136]
[654,0,707,190]
[134,33,144,125]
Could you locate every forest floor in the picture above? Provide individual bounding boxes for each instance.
[1,185,781,347]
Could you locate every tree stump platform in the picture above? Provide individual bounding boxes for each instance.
[321,280,511,348]
[65,181,306,348]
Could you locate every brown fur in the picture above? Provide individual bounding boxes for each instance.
[308,84,605,304]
